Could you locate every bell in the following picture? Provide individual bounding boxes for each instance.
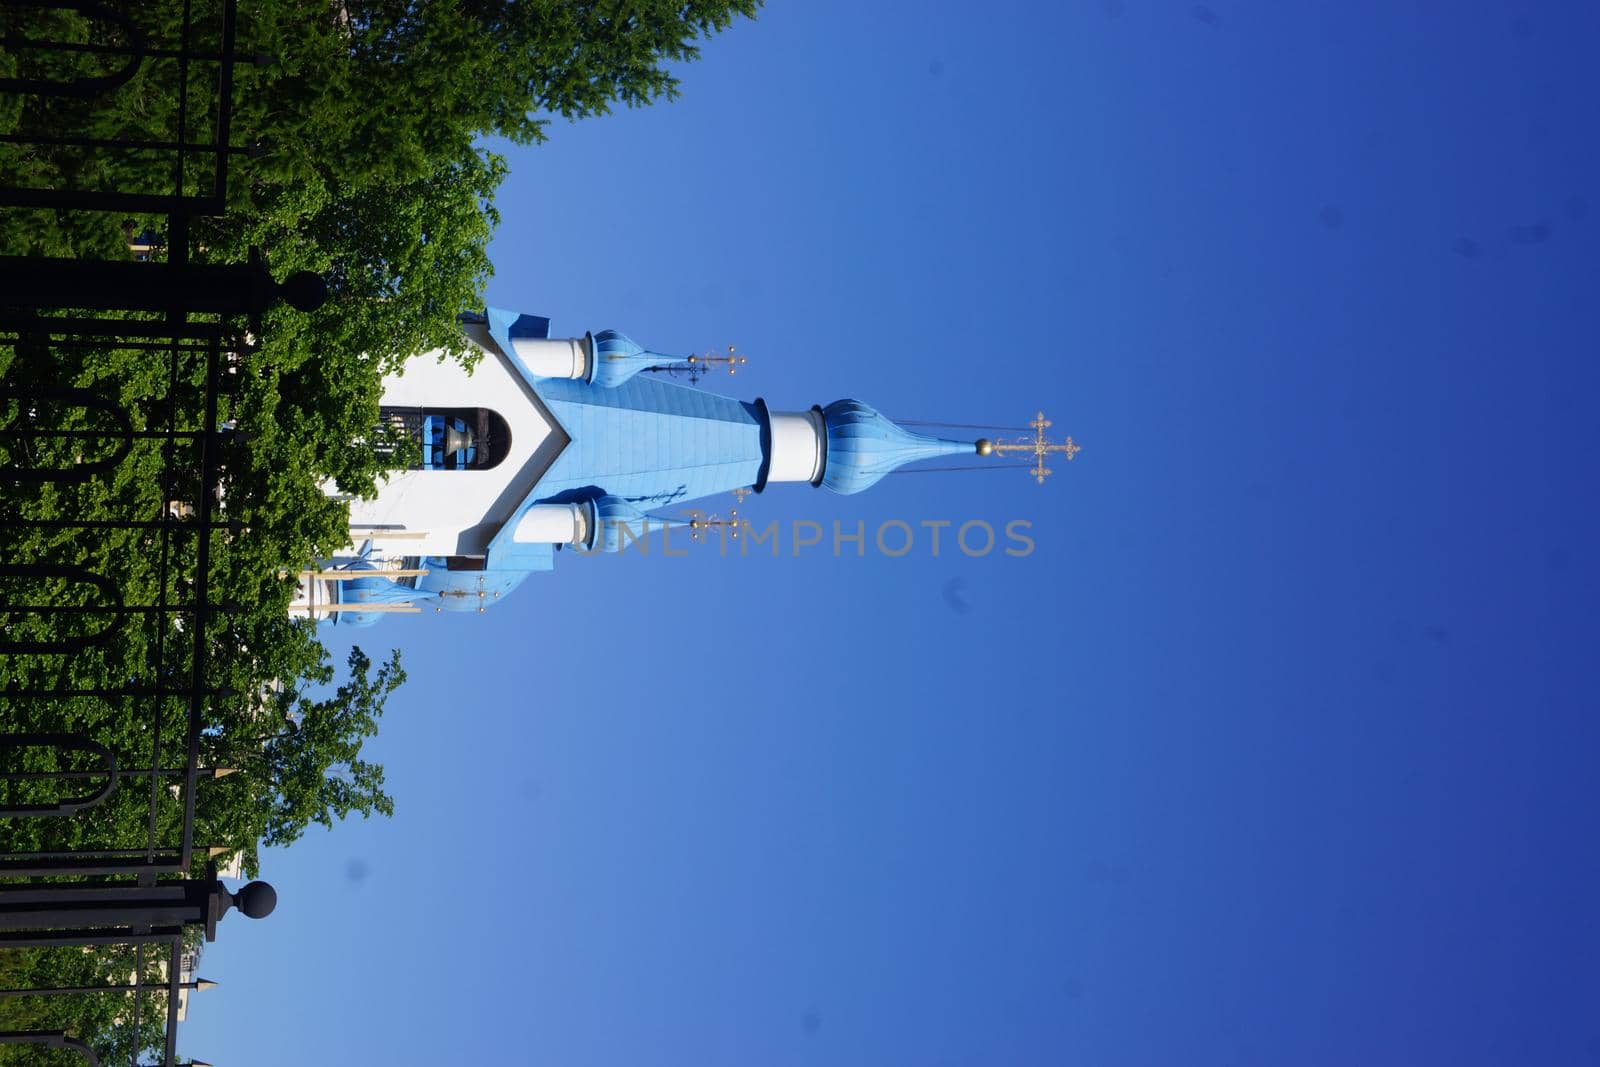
[442,424,475,457]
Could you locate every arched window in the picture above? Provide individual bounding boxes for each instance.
[378,407,512,470]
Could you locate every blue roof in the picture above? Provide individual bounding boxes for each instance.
[484,306,552,385]
[482,368,763,568]
[820,399,975,495]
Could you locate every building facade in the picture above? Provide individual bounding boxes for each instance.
[292,309,984,625]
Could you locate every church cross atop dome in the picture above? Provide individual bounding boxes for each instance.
[977,411,1082,485]
[686,507,745,542]
[686,343,747,376]
[645,343,748,386]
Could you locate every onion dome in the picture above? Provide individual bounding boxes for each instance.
[330,561,432,627]
[588,330,686,389]
[583,495,688,552]
[819,399,978,495]
[414,559,541,611]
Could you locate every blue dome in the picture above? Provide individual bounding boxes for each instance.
[414,564,534,611]
[584,495,689,552]
[330,561,432,626]
[589,330,683,388]
[588,496,648,552]
[820,400,976,495]
[329,563,385,629]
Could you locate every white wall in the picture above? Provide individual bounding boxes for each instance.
[345,328,566,557]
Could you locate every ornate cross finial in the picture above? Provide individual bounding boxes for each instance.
[978,410,1081,485]
[645,345,750,386]
[685,508,745,542]
[683,344,747,385]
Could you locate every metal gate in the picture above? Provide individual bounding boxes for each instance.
[2,2,323,1061]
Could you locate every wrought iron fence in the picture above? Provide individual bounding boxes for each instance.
[1,1,322,1062]
[0,0,250,218]
[0,313,290,1067]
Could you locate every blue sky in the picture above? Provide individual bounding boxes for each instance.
[184,2,1600,1064]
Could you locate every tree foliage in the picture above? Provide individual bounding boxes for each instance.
[1,0,758,1056]
[1,0,761,837]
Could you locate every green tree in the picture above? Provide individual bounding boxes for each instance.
[3,1,760,1055]
[0,942,181,1066]
[3,0,762,852]
[195,648,403,875]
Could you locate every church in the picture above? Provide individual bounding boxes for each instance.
[291,309,1064,625]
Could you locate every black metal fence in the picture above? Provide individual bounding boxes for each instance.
[1,2,321,1062]
[0,0,247,218]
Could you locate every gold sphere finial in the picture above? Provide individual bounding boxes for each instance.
[975,438,994,457]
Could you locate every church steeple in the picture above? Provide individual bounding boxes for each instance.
[309,309,1069,626]
[756,398,979,494]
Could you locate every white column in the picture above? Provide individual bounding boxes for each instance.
[512,502,591,545]
[511,336,591,380]
[767,409,827,484]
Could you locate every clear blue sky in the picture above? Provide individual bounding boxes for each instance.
[184,2,1600,1064]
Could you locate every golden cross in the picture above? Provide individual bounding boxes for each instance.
[686,508,744,542]
[684,344,748,381]
[983,410,1082,485]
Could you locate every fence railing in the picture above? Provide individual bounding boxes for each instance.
[0,0,248,218]
[2,2,322,1062]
